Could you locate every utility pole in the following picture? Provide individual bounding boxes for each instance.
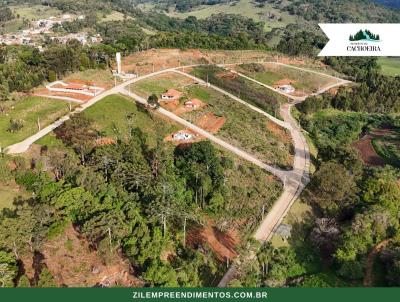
[37,117,41,131]
[108,227,112,255]
[183,217,187,247]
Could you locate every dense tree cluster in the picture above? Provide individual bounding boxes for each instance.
[276,28,326,57]
[0,111,279,286]
[0,43,113,100]
[0,6,14,23]
[298,73,400,115]
[284,0,400,23]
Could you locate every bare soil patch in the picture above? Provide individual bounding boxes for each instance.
[95,137,116,147]
[266,121,291,144]
[216,71,238,80]
[273,78,296,87]
[353,128,396,166]
[195,113,225,134]
[160,99,180,111]
[353,136,384,166]
[187,221,240,262]
[276,56,305,65]
[39,224,142,287]
[173,99,206,116]
[364,239,391,287]
[164,129,203,145]
[34,88,93,102]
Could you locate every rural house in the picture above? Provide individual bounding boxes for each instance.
[277,84,295,94]
[184,98,203,109]
[161,89,183,101]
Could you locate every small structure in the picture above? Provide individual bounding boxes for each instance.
[184,98,203,109]
[161,89,183,101]
[46,81,105,97]
[275,224,292,241]
[277,84,295,94]
[116,52,122,74]
[172,130,196,141]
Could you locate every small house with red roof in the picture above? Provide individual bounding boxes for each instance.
[161,89,183,101]
[184,98,203,109]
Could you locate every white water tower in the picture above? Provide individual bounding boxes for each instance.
[116,52,122,74]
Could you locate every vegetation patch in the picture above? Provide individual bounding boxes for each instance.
[236,62,338,95]
[190,65,285,119]
[0,96,71,147]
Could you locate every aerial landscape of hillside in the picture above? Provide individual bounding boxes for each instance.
[0,0,400,295]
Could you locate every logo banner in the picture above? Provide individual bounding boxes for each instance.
[318,24,400,56]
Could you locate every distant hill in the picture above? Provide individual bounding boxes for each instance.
[373,0,400,9]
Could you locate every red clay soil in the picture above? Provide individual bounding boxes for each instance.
[160,99,180,111]
[216,71,238,80]
[275,56,305,65]
[67,79,108,89]
[164,129,203,145]
[95,137,116,147]
[364,239,391,287]
[352,135,385,166]
[35,88,93,102]
[195,113,225,134]
[173,99,206,116]
[352,128,397,166]
[273,78,296,87]
[187,221,240,262]
[266,121,291,144]
[39,224,143,287]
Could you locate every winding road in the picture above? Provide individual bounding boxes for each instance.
[4,62,349,287]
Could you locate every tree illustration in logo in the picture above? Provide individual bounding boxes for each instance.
[349,30,380,41]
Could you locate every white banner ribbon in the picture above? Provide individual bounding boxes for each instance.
[318,23,400,56]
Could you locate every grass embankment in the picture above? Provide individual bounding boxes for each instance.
[183,85,294,169]
[371,130,400,168]
[0,183,30,210]
[236,63,338,94]
[0,96,72,147]
[130,72,293,168]
[83,94,181,146]
[190,65,286,119]
[377,57,400,77]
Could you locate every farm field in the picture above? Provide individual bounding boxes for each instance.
[0,96,73,147]
[234,62,340,95]
[130,72,294,169]
[377,57,400,77]
[190,65,286,119]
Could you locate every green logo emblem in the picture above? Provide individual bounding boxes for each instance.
[349,29,380,42]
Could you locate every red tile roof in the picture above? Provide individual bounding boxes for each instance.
[162,89,182,98]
